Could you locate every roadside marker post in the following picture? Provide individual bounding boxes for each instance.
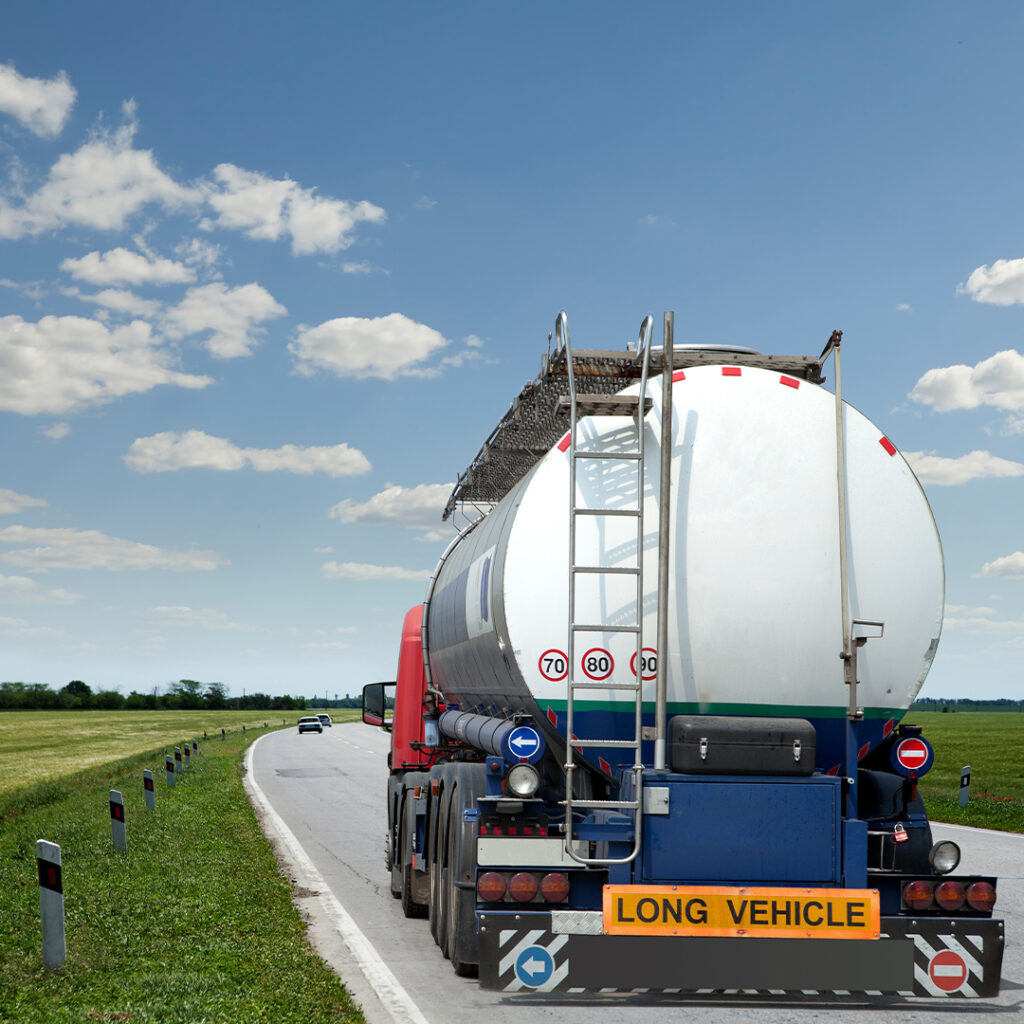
[192,738,198,756]
[36,840,66,971]
[143,769,155,811]
[242,725,246,734]
[166,755,175,787]
[959,765,971,807]
[221,728,226,741]
[183,744,191,769]
[110,790,127,852]
[174,746,182,775]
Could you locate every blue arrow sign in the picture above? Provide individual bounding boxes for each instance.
[502,725,544,764]
[515,945,554,987]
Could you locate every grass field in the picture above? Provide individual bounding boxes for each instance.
[0,719,363,1024]
[905,710,1024,833]
[0,710,312,798]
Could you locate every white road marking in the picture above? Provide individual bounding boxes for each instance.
[245,735,430,1024]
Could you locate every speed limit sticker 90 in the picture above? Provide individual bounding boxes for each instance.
[538,649,569,681]
[630,647,658,681]
[582,648,614,680]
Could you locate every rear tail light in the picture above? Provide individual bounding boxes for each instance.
[902,880,934,911]
[934,880,966,911]
[540,872,570,903]
[508,872,539,902]
[966,881,996,912]
[477,871,507,902]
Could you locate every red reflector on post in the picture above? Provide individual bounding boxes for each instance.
[966,881,996,912]
[903,880,934,911]
[477,872,506,902]
[508,872,539,902]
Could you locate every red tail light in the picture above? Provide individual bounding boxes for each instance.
[540,872,570,903]
[934,880,966,911]
[508,872,539,902]
[902,880,934,911]
[966,881,996,912]
[477,871,506,902]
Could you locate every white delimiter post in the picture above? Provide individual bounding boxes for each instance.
[174,746,183,774]
[183,743,190,769]
[143,769,156,811]
[166,754,175,787]
[37,839,66,971]
[110,790,127,852]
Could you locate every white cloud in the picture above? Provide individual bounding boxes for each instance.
[0,104,201,239]
[0,615,63,638]
[342,261,372,275]
[144,605,252,631]
[0,525,226,571]
[413,196,438,210]
[313,546,335,554]
[291,313,451,380]
[0,573,82,604]
[321,561,431,582]
[175,237,221,270]
[163,282,286,358]
[67,286,163,318]
[0,489,47,515]
[945,604,997,618]
[958,258,1024,306]
[40,422,70,440]
[203,163,386,255]
[909,350,1024,413]
[125,430,371,477]
[896,303,911,312]
[0,63,76,137]
[975,552,1024,579]
[903,449,1024,486]
[61,247,195,286]
[329,482,452,529]
[0,314,212,415]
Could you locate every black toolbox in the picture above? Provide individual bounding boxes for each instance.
[668,715,816,775]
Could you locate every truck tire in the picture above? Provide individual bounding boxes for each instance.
[400,778,428,919]
[429,765,456,950]
[445,763,486,975]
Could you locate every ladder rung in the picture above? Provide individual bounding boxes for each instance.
[573,507,640,517]
[570,739,640,748]
[570,681,641,691]
[557,395,653,418]
[575,451,642,461]
[563,799,640,810]
[572,623,641,633]
[572,565,639,575]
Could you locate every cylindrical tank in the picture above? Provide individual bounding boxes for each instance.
[424,362,944,774]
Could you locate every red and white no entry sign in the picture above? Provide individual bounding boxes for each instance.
[929,949,968,992]
[895,737,929,770]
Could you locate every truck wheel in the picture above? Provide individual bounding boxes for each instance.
[446,764,486,976]
[400,786,427,919]
[429,765,456,950]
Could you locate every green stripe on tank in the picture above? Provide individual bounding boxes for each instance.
[543,700,907,721]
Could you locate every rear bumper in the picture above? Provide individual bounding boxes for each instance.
[478,911,1003,997]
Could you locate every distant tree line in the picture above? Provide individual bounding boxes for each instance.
[0,679,308,712]
[911,697,1024,712]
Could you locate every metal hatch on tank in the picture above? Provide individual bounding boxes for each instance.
[424,326,944,778]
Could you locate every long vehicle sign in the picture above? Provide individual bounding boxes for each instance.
[604,885,880,939]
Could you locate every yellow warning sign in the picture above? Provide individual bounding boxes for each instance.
[603,885,880,939]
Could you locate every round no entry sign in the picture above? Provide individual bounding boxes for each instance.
[929,949,968,992]
[889,735,934,777]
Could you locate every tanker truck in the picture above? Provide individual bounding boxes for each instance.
[361,311,1003,997]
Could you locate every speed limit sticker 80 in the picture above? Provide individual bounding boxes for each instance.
[582,648,614,681]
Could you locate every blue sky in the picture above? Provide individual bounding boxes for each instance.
[1,3,1022,700]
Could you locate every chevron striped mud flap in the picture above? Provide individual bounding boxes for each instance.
[478,912,1003,997]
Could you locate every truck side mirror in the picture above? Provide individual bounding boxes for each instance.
[362,682,395,731]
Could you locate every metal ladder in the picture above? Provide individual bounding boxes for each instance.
[556,311,653,865]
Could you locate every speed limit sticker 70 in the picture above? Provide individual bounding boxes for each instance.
[582,648,614,681]
[538,649,569,681]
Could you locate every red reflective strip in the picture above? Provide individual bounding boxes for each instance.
[722,367,742,377]
[827,764,841,777]
[599,757,611,775]
[879,436,897,456]
[883,718,894,737]
[547,707,557,727]
[672,370,686,382]
[858,742,870,761]
[557,434,570,452]
[779,375,800,389]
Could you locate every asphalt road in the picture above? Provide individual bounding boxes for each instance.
[246,722,1023,1024]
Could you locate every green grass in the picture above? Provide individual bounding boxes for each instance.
[0,727,364,1024]
[906,710,1024,833]
[0,710,322,796]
